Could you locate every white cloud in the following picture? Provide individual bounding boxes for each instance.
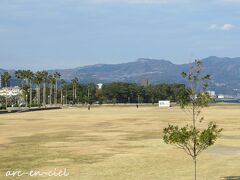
[221,23,235,30]
[209,23,236,31]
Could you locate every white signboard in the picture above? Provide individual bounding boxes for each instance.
[159,101,170,107]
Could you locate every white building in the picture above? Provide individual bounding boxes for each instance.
[217,95,225,99]
[0,86,22,97]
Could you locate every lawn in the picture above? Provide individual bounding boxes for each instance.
[0,105,239,180]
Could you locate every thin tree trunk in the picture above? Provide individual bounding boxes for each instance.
[192,102,196,128]
[25,94,28,108]
[54,81,57,105]
[5,96,7,109]
[5,82,7,109]
[37,84,41,107]
[37,85,40,107]
[193,156,197,180]
[66,89,68,104]
[88,88,90,103]
[5,97,7,109]
[61,88,63,105]
[43,82,46,107]
[39,85,41,107]
[50,84,52,105]
[73,84,75,103]
[30,80,32,108]
[36,86,39,106]
[75,85,77,98]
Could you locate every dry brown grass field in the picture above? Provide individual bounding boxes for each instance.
[0,105,239,180]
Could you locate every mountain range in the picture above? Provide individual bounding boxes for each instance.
[1,56,240,95]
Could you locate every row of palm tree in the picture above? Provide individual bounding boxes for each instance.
[15,70,65,107]
[1,70,82,108]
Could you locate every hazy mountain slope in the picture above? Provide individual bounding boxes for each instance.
[1,56,240,94]
[55,58,182,83]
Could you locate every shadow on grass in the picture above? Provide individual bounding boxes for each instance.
[223,176,240,180]
[0,131,114,177]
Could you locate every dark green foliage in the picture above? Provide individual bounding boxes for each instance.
[101,82,187,103]
[55,81,188,104]
[1,72,11,87]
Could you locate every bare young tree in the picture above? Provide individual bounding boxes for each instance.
[163,60,222,180]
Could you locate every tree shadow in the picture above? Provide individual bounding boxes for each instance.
[223,176,240,180]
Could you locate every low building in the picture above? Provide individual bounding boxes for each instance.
[159,100,170,107]
[217,95,225,99]
[0,86,22,97]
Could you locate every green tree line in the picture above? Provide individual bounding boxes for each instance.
[0,70,188,108]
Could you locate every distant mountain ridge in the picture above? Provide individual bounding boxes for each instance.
[49,58,183,84]
[1,56,240,95]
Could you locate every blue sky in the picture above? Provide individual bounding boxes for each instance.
[0,0,239,70]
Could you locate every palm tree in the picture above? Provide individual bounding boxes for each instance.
[53,72,61,105]
[71,77,78,104]
[60,79,66,105]
[34,71,43,107]
[1,72,11,109]
[41,71,48,107]
[15,70,34,108]
[25,70,34,108]
[15,70,23,81]
[47,75,55,105]
[15,70,27,106]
